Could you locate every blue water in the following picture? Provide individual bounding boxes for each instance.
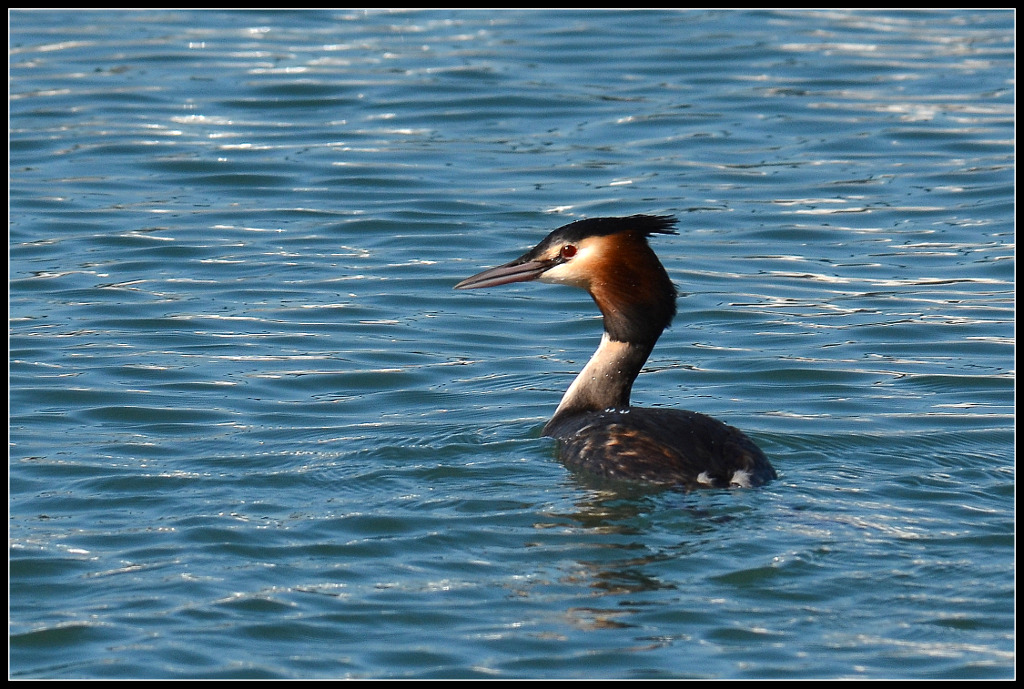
[9,9,1014,679]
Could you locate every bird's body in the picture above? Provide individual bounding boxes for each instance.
[455,214,776,489]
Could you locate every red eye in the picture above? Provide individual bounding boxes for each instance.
[560,244,577,259]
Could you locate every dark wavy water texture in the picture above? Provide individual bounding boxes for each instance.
[10,9,1014,679]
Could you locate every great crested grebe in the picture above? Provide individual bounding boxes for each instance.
[455,214,776,489]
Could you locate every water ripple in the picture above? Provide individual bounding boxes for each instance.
[9,9,1013,680]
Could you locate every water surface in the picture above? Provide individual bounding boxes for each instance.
[9,9,1015,679]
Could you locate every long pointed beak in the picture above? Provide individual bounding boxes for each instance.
[454,257,554,290]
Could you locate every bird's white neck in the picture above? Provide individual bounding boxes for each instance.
[545,332,654,430]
